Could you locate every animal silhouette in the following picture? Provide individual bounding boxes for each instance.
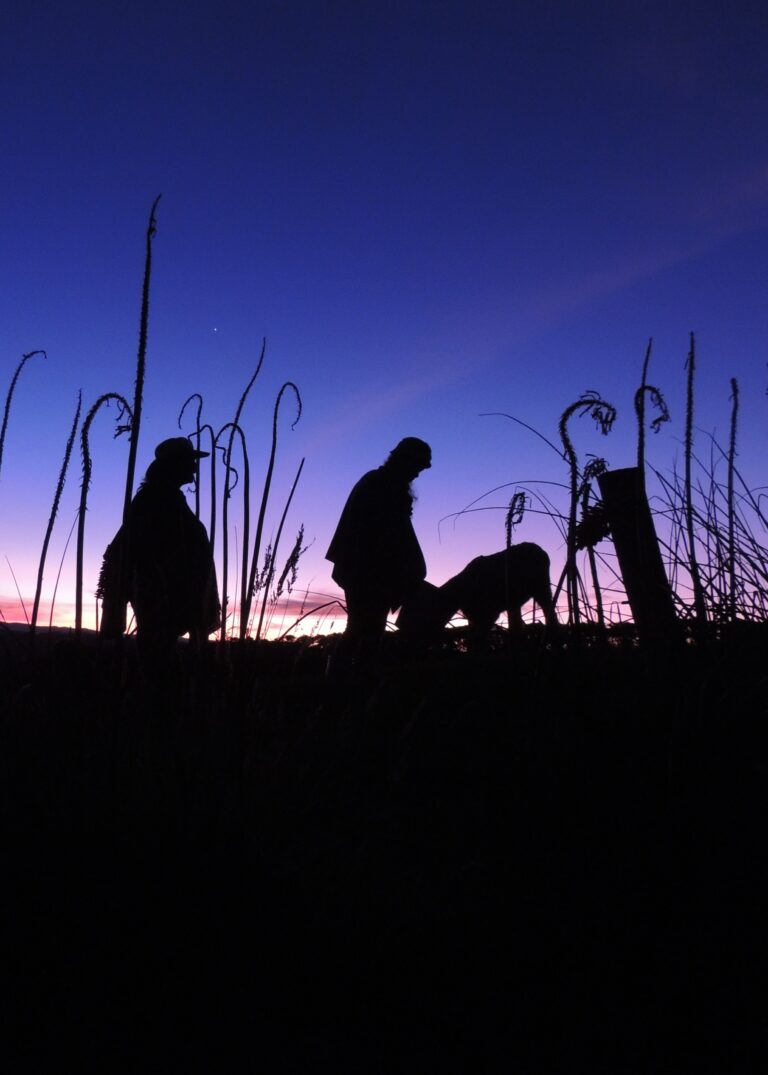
[397,542,557,640]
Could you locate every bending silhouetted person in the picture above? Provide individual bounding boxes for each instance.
[99,437,220,679]
[326,437,432,680]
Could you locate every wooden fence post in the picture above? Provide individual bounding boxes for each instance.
[597,467,680,646]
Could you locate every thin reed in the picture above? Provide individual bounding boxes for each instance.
[30,391,82,636]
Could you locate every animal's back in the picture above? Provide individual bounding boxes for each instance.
[448,543,549,618]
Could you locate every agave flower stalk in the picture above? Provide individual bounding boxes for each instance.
[48,511,79,633]
[199,423,220,553]
[243,381,302,640]
[255,456,305,640]
[178,393,204,518]
[0,350,46,484]
[559,392,616,627]
[504,491,525,634]
[122,196,160,523]
[76,393,133,637]
[216,421,249,639]
[31,391,82,637]
[634,339,670,488]
[219,341,266,641]
[580,458,607,631]
[684,333,707,627]
[727,378,739,622]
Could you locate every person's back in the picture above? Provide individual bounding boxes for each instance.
[128,472,217,640]
[99,437,219,678]
[325,437,432,684]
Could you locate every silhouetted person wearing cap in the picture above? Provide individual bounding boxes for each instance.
[99,437,219,680]
[326,437,432,683]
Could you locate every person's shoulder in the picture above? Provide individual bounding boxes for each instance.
[354,467,384,488]
[346,467,382,497]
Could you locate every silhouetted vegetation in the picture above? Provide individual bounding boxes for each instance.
[1,204,767,1070]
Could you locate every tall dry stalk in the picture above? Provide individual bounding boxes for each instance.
[216,421,249,638]
[635,339,652,477]
[199,423,219,551]
[634,337,670,486]
[559,392,616,626]
[727,377,739,621]
[242,382,302,639]
[504,492,525,636]
[684,332,707,627]
[219,340,266,640]
[178,393,203,518]
[31,391,82,636]
[48,511,79,632]
[122,195,161,523]
[0,350,46,483]
[76,393,133,636]
[580,457,607,630]
[255,456,305,640]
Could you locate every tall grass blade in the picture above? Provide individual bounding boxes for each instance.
[220,340,266,641]
[684,333,707,627]
[122,195,161,522]
[31,391,82,636]
[255,456,305,640]
[243,382,302,640]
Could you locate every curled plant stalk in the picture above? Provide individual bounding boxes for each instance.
[31,391,82,637]
[76,393,133,637]
[216,422,249,639]
[178,393,204,519]
[635,339,652,480]
[559,391,617,627]
[684,333,707,627]
[243,382,302,640]
[580,457,608,631]
[634,338,669,487]
[255,457,306,640]
[505,491,526,550]
[504,492,525,634]
[197,423,219,552]
[123,196,161,523]
[728,377,739,622]
[634,384,670,482]
[220,340,267,642]
[0,350,46,483]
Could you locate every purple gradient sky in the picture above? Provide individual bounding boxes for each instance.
[1,1,767,631]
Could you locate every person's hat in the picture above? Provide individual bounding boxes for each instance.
[391,437,432,464]
[154,437,209,462]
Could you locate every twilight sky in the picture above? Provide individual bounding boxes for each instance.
[1,0,767,633]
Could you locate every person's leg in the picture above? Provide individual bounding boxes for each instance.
[328,587,389,688]
[136,614,179,687]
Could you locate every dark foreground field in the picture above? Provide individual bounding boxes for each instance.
[2,627,767,1073]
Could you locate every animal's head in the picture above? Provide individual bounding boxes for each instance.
[397,581,446,637]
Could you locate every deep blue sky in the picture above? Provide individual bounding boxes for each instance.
[2,1,767,630]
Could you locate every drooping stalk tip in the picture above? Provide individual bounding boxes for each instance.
[559,392,617,627]
[0,350,47,483]
[76,393,133,637]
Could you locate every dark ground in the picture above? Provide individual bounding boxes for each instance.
[1,626,767,1072]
